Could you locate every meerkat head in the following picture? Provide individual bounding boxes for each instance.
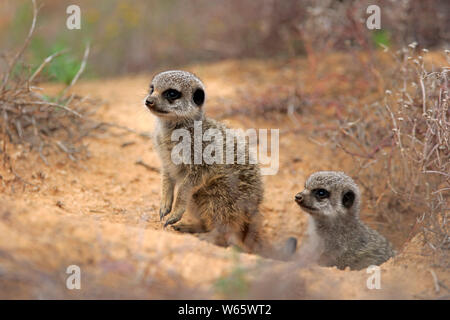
[294,171,361,219]
[145,70,206,120]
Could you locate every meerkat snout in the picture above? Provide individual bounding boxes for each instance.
[145,96,155,107]
[144,94,168,114]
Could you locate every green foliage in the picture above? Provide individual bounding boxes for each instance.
[41,94,57,103]
[27,38,84,84]
[46,50,80,85]
[214,250,250,298]
[7,2,91,84]
[372,30,391,48]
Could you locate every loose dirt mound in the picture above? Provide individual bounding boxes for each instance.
[0,59,447,299]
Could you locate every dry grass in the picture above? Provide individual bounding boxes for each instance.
[210,46,448,265]
[0,1,109,179]
[330,46,449,265]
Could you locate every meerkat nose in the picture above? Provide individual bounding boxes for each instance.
[145,97,155,106]
[295,193,303,203]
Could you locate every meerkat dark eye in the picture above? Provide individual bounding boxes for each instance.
[342,191,355,208]
[149,85,154,94]
[313,188,330,200]
[163,89,181,101]
[193,88,205,106]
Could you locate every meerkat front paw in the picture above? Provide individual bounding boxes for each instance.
[163,209,185,228]
[159,204,172,221]
[171,222,207,233]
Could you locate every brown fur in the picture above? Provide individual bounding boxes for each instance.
[145,70,263,252]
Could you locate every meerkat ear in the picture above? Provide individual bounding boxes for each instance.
[193,88,205,106]
[342,190,355,209]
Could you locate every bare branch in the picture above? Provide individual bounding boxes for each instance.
[1,0,38,91]
[60,43,90,98]
[29,49,69,83]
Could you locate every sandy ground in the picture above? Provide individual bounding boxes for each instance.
[0,58,448,299]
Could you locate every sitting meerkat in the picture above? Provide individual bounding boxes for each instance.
[144,70,264,251]
[294,171,395,270]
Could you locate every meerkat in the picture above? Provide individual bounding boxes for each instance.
[144,70,264,252]
[294,171,395,270]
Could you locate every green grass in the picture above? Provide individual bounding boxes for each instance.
[214,249,250,298]
[46,50,81,84]
[8,2,92,84]
[372,29,391,48]
[28,38,83,84]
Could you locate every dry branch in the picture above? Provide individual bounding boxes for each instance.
[329,47,449,264]
[29,49,69,83]
[1,0,38,91]
[60,43,90,98]
[0,1,103,172]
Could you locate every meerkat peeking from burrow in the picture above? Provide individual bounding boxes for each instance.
[144,70,294,258]
[294,171,395,270]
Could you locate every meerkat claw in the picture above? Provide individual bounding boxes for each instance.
[164,215,181,228]
[159,208,170,221]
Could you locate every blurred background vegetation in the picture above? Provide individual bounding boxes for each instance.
[0,0,448,82]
